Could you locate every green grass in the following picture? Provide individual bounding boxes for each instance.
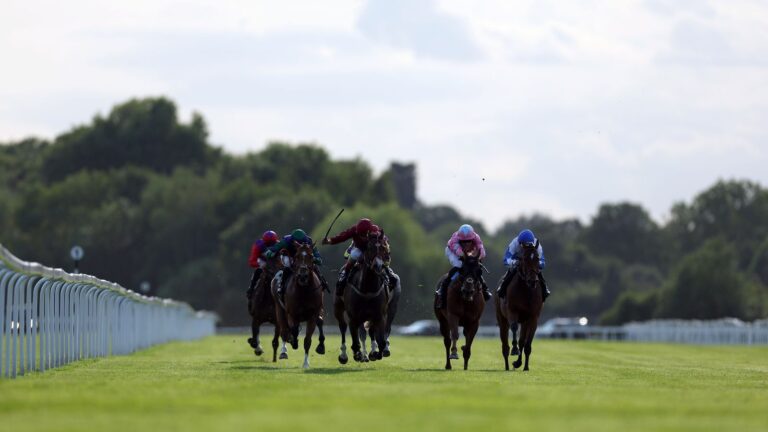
[1,335,767,432]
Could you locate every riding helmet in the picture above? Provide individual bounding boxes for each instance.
[262,230,279,244]
[457,224,475,241]
[518,229,536,246]
[291,229,307,241]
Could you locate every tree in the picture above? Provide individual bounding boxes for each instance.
[584,202,662,266]
[666,180,768,267]
[656,238,750,320]
[42,98,209,182]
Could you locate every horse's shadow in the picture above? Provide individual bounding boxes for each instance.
[406,367,507,373]
[301,367,365,375]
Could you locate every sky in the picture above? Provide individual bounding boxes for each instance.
[2,0,767,230]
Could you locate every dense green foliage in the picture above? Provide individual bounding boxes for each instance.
[1,97,767,324]
[1,336,767,432]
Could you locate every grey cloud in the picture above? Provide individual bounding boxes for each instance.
[356,0,481,61]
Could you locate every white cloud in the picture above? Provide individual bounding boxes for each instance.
[2,0,768,230]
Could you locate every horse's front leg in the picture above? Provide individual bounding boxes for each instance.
[286,314,299,350]
[271,324,279,363]
[462,321,479,370]
[511,321,520,356]
[315,317,326,355]
[447,314,460,361]
[350,319,364,363]
[251,322,264,356]
[524,321,538,371]
[303,318,317,369]
[513,321,526,370]
[373,316,387,361]
[334,298,348,364]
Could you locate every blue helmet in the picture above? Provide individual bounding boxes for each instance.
[457,224,475,241]
[518,229,535,246]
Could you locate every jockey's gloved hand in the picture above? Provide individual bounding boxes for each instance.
[539,260,546,269]
[313,257,323,265]
[321,237,331,245]
[265,250,276,259]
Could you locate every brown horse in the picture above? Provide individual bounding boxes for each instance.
[271,243,325,369]
[434,248,486,370]
[247,257,281,362]
[334,232,389,364]
[495,241,544,371]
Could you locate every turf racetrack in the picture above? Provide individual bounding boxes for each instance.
[1,335,766,431]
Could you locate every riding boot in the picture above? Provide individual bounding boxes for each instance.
[539,271,551,302]
[278,268,292,301]
[385,266,398,289]
[335,269,347,297]
[436,267,459,309]
[319,274,330,293]
[246,268,262,299]
[336,261,354,297]
[497,269,515,299]
[479,273,492,301]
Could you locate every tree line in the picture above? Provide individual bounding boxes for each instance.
[1,97,766,325]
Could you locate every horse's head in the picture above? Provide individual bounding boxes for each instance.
[293,242,314,285]
[363,232,386,270]
[519,241,540,287]
[459,250,481,302]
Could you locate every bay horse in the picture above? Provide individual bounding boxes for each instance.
[495,240,544,371]
[271,243,326,368]
[334,232,389,364]
[434,248,485,370]
[358,271,400,360]
[247,257,282,362]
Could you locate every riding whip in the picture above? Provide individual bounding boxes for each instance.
[322,208,345,244]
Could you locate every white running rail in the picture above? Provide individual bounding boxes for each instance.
[0,243,217,378]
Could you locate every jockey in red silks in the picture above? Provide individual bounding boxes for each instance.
[246,230,280,298]
[435,224,491,309]
[322,218,397,297]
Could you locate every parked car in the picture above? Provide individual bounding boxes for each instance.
[538,317,589,339]
[399,320,441,336]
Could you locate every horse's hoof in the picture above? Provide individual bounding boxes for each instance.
[449,353,459,360]
[363,355,370,363]
[338,355,348,365]
[353,351,364,362]
[374,351,383,360]
[513,360,522,369]
[445,364,452,370]
[382,348,391,358]
[279,353,288,360]
[511,348,519,356]
[291,341,299,350]
[254,347,264,356]
[315,345,325,355]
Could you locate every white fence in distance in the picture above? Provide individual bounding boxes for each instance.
[0,243,217,379]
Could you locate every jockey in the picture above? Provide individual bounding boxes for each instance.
[497,229,550,302]
[246,230,280,299]
[322,218,397,297]
[435,224,492,309]
[265,228,328,298]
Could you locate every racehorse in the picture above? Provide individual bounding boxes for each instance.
[247,257,282,362]
[334,232,390,364]
[358,271,400,360]
[434,248,485,370]
[271,243,326,368]
[495,240,544,371]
